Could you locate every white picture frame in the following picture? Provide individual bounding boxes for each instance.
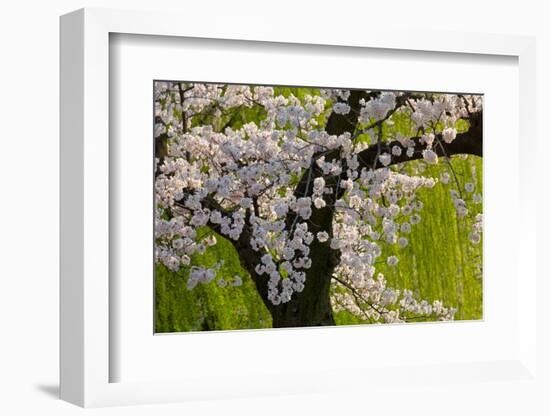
[60,7,539,408]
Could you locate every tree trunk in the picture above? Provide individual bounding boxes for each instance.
[235,241,336,328]
[235,203,338,328]
[270,204,338,328]
[270,240,337,328]
[265,91,369,328]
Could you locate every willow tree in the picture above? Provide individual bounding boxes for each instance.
[154,83,483,328]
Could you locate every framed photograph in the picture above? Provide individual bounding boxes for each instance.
[60,8,539,408]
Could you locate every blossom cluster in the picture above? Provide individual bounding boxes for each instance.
[331,273,457,323]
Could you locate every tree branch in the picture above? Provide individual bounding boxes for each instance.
[355,110,482,171]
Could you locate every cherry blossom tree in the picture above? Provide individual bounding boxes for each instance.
[154,82,483,328]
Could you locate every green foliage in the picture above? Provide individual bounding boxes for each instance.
[273,86,320,100]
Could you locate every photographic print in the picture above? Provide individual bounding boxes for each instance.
[154,82,483,332]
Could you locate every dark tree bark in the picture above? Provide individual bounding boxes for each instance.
[270,203,340,327]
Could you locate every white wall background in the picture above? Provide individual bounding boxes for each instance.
[0,1,548,415]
